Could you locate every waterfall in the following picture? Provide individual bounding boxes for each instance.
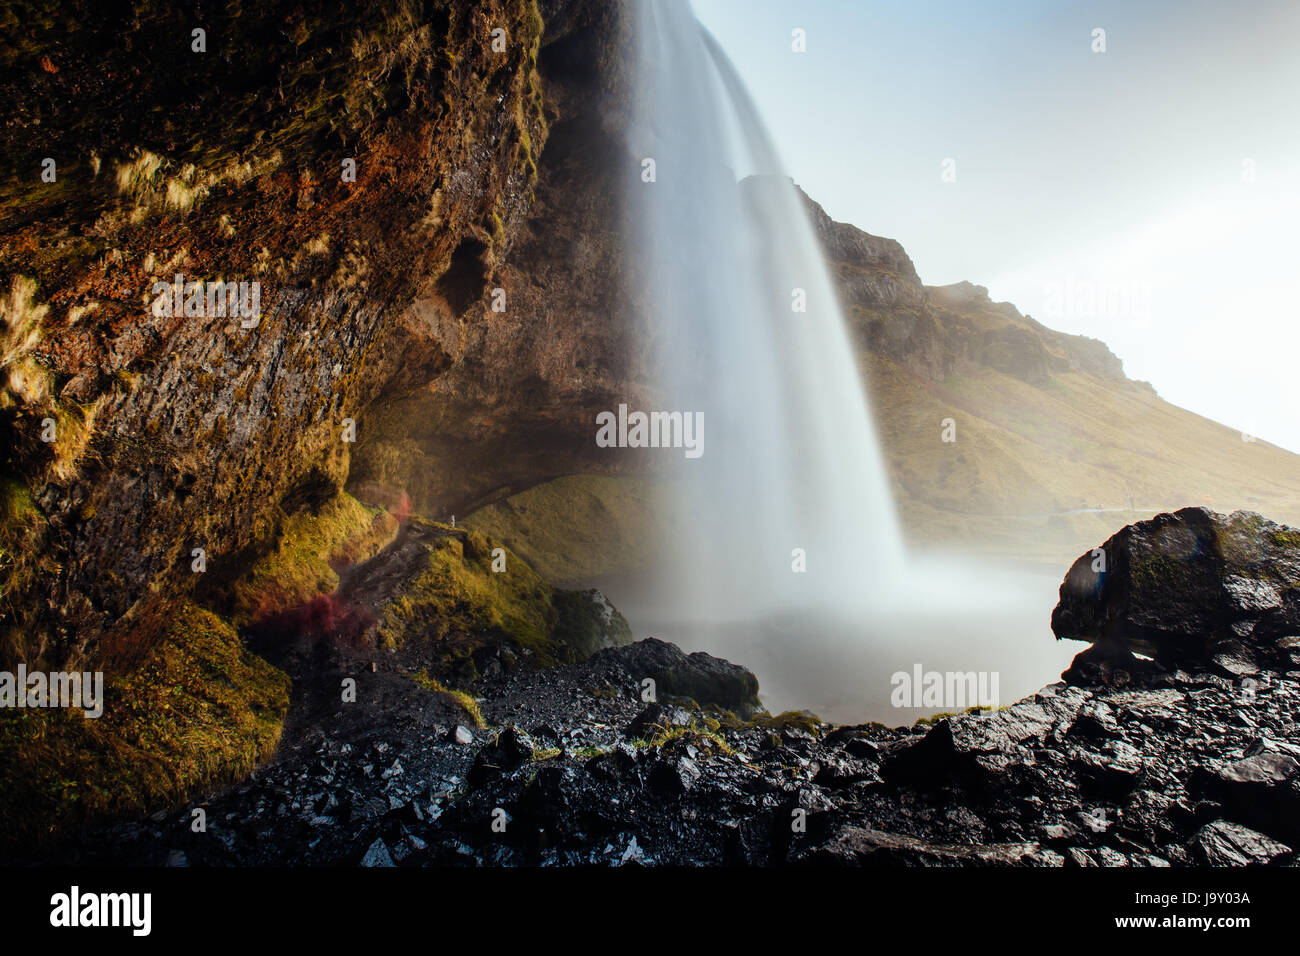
[618,0,1077,723]
[627,0,904,620]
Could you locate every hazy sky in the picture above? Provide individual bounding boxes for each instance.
[692,0,1300,453]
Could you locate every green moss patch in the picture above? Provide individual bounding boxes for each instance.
[0,603,289,854]
[1129,553,1204,598]
[379,524,562,666]
[0,475,50,661]
[1268,529,1300,550]
[376,520,635,675]
[408,668,485,728]
[646,719,733,757]
[228,492,396,626]
[463,474,669,586]
[751,710,823,736]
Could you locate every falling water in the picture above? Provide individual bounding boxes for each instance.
[627,0,904,617]
[618,0,1078,723]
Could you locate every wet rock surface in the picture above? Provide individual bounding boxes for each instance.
[0,0,553,666]
[31,642,1300,867]
[28,509,1300,868]
[1053,507,1300,674]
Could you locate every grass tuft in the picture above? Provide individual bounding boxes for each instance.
[409,668,485,728]
[647,719,734,756]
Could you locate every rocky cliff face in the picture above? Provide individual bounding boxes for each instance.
[1,0,550,670]
[345,0,651,522]
[0,0,651,848]
[800,190,1135,389]
[784,191,1300,566]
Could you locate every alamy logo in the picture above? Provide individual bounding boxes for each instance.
[1041,273,1150,324]
[891,664,999,710]
[0,666,104,718]
[595,403,704,459]
[150,273,261,326]
[50,886,151,936]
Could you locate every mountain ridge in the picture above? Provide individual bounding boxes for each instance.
[798,185,1142,391]
[795,184,1300,566]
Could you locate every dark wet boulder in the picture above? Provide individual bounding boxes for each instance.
[648,754,701,798]
[518,764,589,837]
[1065,701,1122,740]
[1060,643,1169,688]
[592,638,762,717]
[551,589,635,659]
[1052,508,1300,674]
[823,725,885,759]
[1195,747,1300,843]
[812,751,882,788]
[1216,751,1300,787]
[582,743,641,785]
[624,702,694,739]
[467,726,536,789]
[882,698,1066,784]
[1071,742,1145,797]
[1189,821,1292,866]
[359,838,396,867]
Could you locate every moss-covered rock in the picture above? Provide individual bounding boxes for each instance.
[1053,507,1300,675]
[0,602,289,855]
[462,474,669,586]
[219,491,397,627]
[377,522,563,664]
[752,710,824,736]
[550,588,633,658]
[328,518,635,680]
[409,668,485,728]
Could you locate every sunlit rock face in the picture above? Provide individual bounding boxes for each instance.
[0,0,552,668]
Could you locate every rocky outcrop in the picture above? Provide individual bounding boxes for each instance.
[590,638,762,717]
[550,589,634,658]
[800,190,1134,390]
[1053,508,1300,676]
[249,517,636,685]
[797,186,925,313]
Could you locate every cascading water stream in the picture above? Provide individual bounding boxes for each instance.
[618,0,1078,723]
[628,0,904,619]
